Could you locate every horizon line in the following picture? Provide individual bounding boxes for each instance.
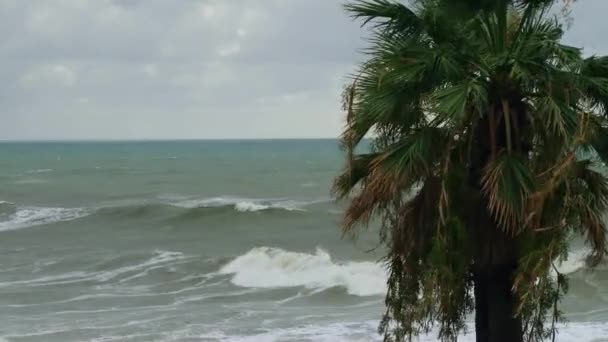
[0,137,345,143]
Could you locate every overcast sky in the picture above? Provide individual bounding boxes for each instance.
[1,0,607,140]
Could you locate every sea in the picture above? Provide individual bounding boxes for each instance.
[0,140,607,342]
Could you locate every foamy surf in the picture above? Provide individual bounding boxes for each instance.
[556,248,591,275]
[171,196,313,212]
[219,247,387,296]
[0,207,89,232]
[219,246,591,298]
[196,321,608,342]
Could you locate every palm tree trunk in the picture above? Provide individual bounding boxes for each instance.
[473,220,523,342]
[474,265,523,342]
[470,107,526,342]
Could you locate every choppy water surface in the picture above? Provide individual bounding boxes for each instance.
[0,141,607,341]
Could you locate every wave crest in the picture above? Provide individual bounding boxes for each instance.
[0,207,89,232]
[0,195,328,231]
[218,245,591,298]
[25,169,54,174]
[171,196,310,212]
[219,247,386,296]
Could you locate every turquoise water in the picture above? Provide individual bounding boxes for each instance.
[0,140,607,341]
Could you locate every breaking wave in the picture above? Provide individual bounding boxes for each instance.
[218,245,594,298]
[0,195,330,231]
[219,247,387,296]
[170,196,316,212]
[0,206,90,232]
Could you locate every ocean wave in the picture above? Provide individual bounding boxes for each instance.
[0,250,187,288]
[14,178,49,185]
[0,201,16,216]
[94,203,174,219]
[218,245,592,298]
[218,247,387,296]
[25,169,53,174]
[0,195,329,229]
[171,196,314,212]
[93,201,304,220]
[0,207,89,232]
[95,250,187,283]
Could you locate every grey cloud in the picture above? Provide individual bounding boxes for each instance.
[0,0,606,140]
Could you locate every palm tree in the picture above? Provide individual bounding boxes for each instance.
[334,1,608,341]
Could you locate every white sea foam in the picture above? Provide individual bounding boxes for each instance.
[25,169,53,174]
[0,207,89,232]
[0,201,15,215]
[0,250,186,288]
[195,321,608,342]
[172,196,308,212]
[234,201,272,212]
[219,246,591,298]
[103,250,186,282]
[52,250,185,285]
[556,248,590,275]
[219,247,387,296]
[14,178,48,185]
[196,321,379,342]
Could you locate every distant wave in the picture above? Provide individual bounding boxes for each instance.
[25,169,53,174]
[14,178,49,185]
[219,247,387,296]
[0,206,90,232]
[170,196,317,212]
[94,197,322,220]
[0,200,15,209]
[0,196,331,231]
[0,201,16,217]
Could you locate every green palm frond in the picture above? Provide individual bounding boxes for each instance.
[373,126,448,177]
[482,152,535,232]
[341,127,448,233]
[531,95,577,139]
[579,58,608,114]
[587,116,608,164]
[333,153,380,198]
[570,161,608,263]
[344,0,423,35]
[431,79,488,125]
